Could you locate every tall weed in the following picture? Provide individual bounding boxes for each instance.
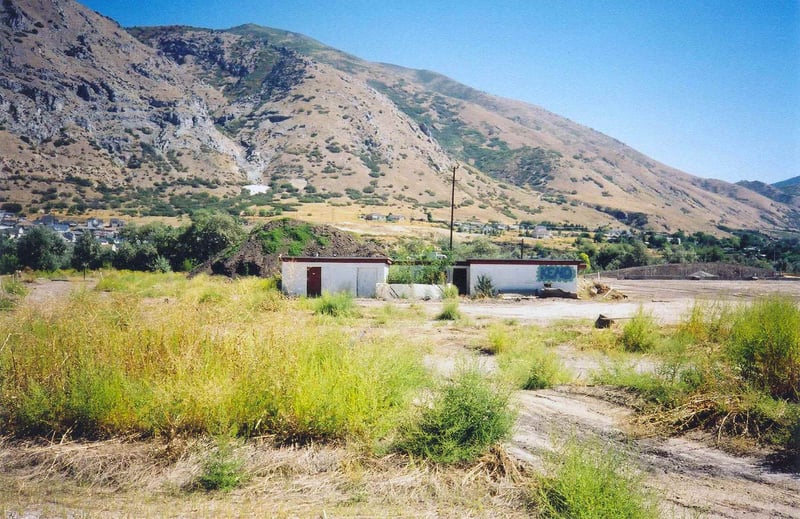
[436,300,461,321]
[533,439,658,518]
[393,367,515,464]
[619,308,659,352]
[726,296,800,400]
[497,334,571,390]
[313,291,358,318]
[0,275,425,443]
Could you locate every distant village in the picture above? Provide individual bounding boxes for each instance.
[1,209,641,249]
[0,211,125,248]
[360,211,637,242]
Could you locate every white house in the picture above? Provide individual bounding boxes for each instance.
[281,256,391,297]
[464,259,585,296]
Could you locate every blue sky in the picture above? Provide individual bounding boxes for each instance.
[80,0,800,185]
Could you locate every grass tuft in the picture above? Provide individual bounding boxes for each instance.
[393,367,515,464]
[533,439,659,518]
[436,300,461,321]
[196,438,249,492]
[619,308,659,352]
[313,291,358,318]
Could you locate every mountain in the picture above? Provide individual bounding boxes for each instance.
[1,0,797,234]
[773,176,800,198]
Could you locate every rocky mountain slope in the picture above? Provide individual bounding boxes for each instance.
[0,0,796,234]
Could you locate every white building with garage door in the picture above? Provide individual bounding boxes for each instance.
[281,256,391,297]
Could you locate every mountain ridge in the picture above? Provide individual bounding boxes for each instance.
[0,0,796,234]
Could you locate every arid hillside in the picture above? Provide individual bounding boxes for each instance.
[0,0,797,234]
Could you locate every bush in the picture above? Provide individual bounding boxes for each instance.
[442,283,459,300]
[197,438,248,491]
[677,301,733,345]
[436,300,461,321]
[727,296,800,400]
[484,323,514,355]
[520,350,569,390]
[393,367,515,464]
[313,291,357,317]
[473,274,496,298]
[619,309,658,352]
[533,439,658,518]
[496,328,570,390]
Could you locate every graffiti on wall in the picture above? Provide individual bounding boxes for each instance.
[536,265,575,283]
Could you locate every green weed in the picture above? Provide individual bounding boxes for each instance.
[313,291,358,318]
[483,323,515,355]
[533,439,658,518]
[393,367,515,464]
[197,438,249,491]
[726,296,800,400]
[0,275,425,443]
[442,284,459,300]
[436,300,461,321]
[500,343,571,390]
[619,308,659,352]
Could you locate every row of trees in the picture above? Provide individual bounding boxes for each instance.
[0,211,244,274]
[3,209,799,275]
[575,229,800,272]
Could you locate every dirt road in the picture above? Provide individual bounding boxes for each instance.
[456,277,800,325]
[422,279,800,518]
[510,386,800,518]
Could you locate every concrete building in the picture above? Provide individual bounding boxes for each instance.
[451,259,585,296]
[281,256,391,297]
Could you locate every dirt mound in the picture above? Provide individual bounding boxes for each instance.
[581,279,628,300]
[193,218,387,278]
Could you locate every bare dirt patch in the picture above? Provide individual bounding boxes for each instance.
[510,386,800,518]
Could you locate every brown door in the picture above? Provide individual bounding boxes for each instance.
[306,266,322,297]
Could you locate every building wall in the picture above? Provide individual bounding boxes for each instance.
[282,261,389,297]
[468,263,578,295]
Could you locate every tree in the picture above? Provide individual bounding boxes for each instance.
[182,210,245,264]
[120,221,183,269]
[0,235,19,273]
[16,226,67,271]
[71,233,103,270]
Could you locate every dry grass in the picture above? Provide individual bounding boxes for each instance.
[0,437,532,518]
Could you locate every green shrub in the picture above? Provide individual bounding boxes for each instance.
[677,300,733,345]
[393,367,515,464]
[497,334,570,390]
[521,350,570,390]
[484,323,515,355]
[726,296,800,400]
[442,284,459,300]
[619,309,659,352]
[197,439,248,491]
[473,274,496,298]
[533,439,658,518]
[313,291,357,317]
[436,300,461,321]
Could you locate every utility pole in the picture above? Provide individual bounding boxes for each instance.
[449,163,458,252]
